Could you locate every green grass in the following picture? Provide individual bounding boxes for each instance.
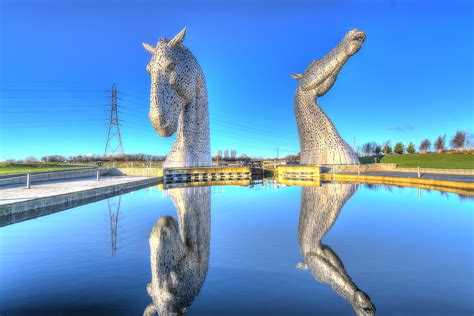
[380,153,474,169]
[0,163,92,175]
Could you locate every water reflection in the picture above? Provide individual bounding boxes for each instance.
[297,183,376,316]
[144,186,211,316]
[107,196,121,256]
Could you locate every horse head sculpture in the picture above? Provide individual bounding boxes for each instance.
[291,29,365,165]
[143,27,211,168]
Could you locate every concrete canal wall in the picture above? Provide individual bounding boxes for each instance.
[275,163,473,176]
[113,167,164,177]
[0,177,161,227]
[275,165,321,181]
[319,163,474,175]
[320,173,474,195]
[275,164,474,193]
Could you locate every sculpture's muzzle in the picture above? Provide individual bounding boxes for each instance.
[344,29,366,56]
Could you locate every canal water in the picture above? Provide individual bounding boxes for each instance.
[1,182,472,315]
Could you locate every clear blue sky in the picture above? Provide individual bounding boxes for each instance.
[0,0,472,160]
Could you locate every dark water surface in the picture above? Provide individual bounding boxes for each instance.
[1,182,473,315]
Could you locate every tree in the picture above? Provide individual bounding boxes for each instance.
[434,135,446,152]
[362,142,373,156]
[406,142,416,154]
[374,144,382,156]
[25,156,38,163]
[383,141,392,154]
[285,154,299,164]
[393,142,405,154]
[419,138,431,153]
[450,130,466,150]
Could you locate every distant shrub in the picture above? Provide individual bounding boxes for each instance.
[394,142,405,154]
[406,143,416,154]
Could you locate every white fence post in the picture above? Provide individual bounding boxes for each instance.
[417,166,421,178]
[96,169,100,181]
[26,173,31,189]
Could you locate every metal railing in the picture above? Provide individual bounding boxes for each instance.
[0,168,112,188]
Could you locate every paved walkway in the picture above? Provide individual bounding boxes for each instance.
[0,176,153,205]
[342,171,474,183]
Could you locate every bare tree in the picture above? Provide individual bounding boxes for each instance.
[434,135,446,152]
[419,139,431,153]
[25,156,38,163]
[466,132,474,150]
[450,130,467,150]
[362,142,373,156]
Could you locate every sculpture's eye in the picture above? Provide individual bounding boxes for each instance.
[167,63,176,72]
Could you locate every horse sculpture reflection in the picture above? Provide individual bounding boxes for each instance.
[291,30,365,165]
[297,183,375,316]
[143,27,211,168]
[144,186,210,315]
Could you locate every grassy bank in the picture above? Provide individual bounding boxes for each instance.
[380,153,474,169]
[0,163,92,175]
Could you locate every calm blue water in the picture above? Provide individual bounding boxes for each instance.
[0,182,473,315]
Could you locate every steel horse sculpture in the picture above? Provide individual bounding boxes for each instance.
[291,29,366,165]
[143,27,211,168]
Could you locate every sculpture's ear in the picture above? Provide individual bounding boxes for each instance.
[146,283,152,295]
[143,42,155,54]
[168,27,186,47]
[290,73,302,80]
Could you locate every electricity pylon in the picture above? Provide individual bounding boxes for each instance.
[104,83,124,156]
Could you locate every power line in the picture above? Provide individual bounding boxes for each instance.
[0,123,108,129]
[4,119,108,124]
[0,104,109,108]
[117,90,149,102]
[0,89,110,92]
[119,124,297,152]
[0,110,109,113]
[116,103,297,141]
[0,96,109,99]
